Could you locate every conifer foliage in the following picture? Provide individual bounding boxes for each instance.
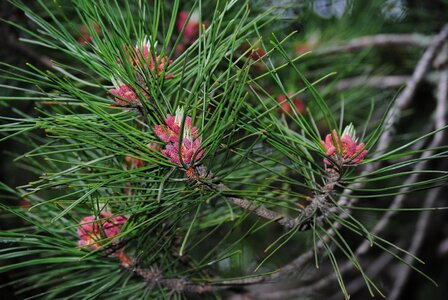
[0,0,447,299]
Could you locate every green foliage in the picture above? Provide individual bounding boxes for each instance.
[0,0,447,299]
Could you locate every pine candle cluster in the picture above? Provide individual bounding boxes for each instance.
[77,212,127,250]
[108,38,173,107]
[321,124,368,167]
[153,107,204,168]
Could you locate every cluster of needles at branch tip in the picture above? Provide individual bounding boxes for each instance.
[108,37,173,107]
[321,123,368,168]
[3,1,447,298]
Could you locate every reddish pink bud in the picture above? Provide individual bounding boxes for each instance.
[108,85,139,106]
[277,94,305,115]
[124,39,173,79]
[321,128,368,167]
[153,108,204,167]
[161,138,204,166]
[77,212,127,250]
[149,55,173,79]
[154,111,197,143]
[19,200,31,207]
[177,11,200,41]
[78,22,101,45]
[295,43,311,54]
[250,48,265,61]
[124,156,145,169]
[241,43,266,62]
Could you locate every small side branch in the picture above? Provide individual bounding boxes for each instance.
[225,195,298,228]
[336,75,411,91]
[112,249,215,294]
[212,167,340,230]
[255,23,448,292]
[317,33,432,56]
[111,248,275,294]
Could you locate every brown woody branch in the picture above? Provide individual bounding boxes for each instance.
[317,33,432,56]
[209,166,341,230]
[109,249,213,294]
[336,75,411,91]
[109,246,281,294]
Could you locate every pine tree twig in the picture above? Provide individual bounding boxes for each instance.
[336,75,411,91]
[111,248,214,294]
[335,72,444,91]
[249,24,448,292]
[317,33,433,56]
[210,167,340,230]
[259,51,448,300]
[224,195,298,228]
[138,166,341,292]
[433,43,448,69]
[112,247,282,294]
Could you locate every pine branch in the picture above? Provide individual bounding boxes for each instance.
[246,23,448,295]
[193,166,341,230]
[336,75,411,91]
[317,33,433,56]
[2,1,447,299]
[262,69,448,298]
[109,247,274,294]
[104,248,213,294]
